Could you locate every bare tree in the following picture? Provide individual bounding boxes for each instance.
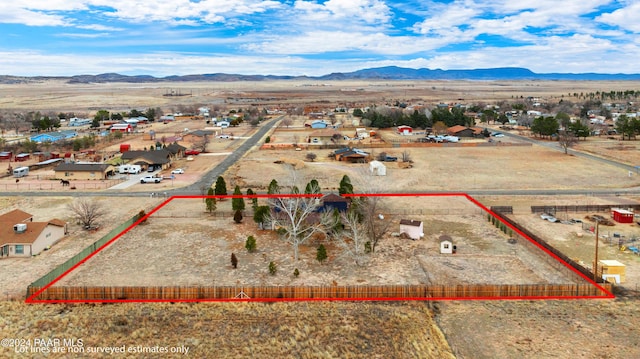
[67,198,106,229]
[266,169,327,261]
[306,152,317,162]
[337,210,369,266]
[351,169,393,253]
[401,150,412,163]
[558,130,577,154]
[281,118,293,128]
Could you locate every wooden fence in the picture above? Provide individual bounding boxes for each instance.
[27,283,611,301]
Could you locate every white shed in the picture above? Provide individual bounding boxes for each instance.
[440,240,453,254]
[399,219,423,240]
[369,160,386,176]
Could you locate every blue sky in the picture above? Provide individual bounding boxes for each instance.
[1,0,639,76]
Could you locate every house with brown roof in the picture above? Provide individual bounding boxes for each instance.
[120,149,173,171]
[54,163,116,180]
[0,209,67,258]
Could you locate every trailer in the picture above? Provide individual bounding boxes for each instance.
[13,166,29,178]
[118,164,141,174]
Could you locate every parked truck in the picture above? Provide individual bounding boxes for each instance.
[140,175,163,184]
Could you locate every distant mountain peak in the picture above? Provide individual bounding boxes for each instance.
[2,66,639,84]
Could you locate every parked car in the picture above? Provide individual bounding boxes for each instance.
[185,149,201,155]
[492,132,505,137]
[171,168,185,174]
[217,134,231,139]
[384,156,398,162]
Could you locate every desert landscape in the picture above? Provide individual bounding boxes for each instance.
[2,79,640,358]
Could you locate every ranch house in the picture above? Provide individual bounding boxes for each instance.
[54,163,115,180]
[0,209,67,258]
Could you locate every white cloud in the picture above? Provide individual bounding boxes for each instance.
[597,2,640,32]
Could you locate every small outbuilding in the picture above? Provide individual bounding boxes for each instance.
[397,125,413,135]
[598,259,626,283]
[399,219,423,240]
[611,208,634,223]
[439,234,454,254]
[369,160,386,176]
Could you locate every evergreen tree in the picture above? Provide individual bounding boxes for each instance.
[246,188,258,209]
[267,179,279,194]
[205,188,216,213]
[316,244,328,263]
[214,176,227,196]
[245,235,257,253]
[339,175,353,195]
[269,261,277,275]
[253,205,270,229]
[231,253,238,269]
[232,185,245,211]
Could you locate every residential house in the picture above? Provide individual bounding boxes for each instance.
[0,209,67,258]
[447,125,475,137]
[333,148,369,163]
[110,123,134,133]
[318,193,350,213]
[310,120,329,129]
[30,130,77,143]
[399,219,423,240]
[54,163,116,180]
[166,143,187,160]
[181,130,214,144]
[120,149,172,171]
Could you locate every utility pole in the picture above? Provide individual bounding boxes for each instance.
[593,220,600,282]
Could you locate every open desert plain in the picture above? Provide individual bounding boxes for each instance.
[1,79,640,358]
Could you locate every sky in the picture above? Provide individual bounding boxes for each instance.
[1,0,639,77]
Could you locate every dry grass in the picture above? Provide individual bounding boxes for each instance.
[0,301,454,359]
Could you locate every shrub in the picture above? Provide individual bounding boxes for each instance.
[137,210,147,225]
[293,268,300,278]
[231,253,238,269]
[245,235,257,253]
[316,244,327,263]
[233,210,243,223]
[265,136,271,143]
[364,242,372,254]
[269,261,277,275]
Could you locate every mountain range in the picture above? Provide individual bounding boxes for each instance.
[1,66,639,84]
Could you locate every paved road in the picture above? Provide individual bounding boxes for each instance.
[3,120,640,198]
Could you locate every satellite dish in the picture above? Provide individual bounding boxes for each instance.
[378,214,384,220]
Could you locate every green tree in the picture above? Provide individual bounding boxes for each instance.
[531,116,559,138]
[232,185,245,211]
[304,179,321,194]
[94,110,110,122]
[352,108,364,117]
[245,235,257,253]
[316,244,328,263]
[214,176,227,196]
[253,205,270,229]
[339,174,354,195]
[269,261,277,275]
[246,188,258,209]
[205,188,217,213]
[568,120,590,140]
[267,179,279,194]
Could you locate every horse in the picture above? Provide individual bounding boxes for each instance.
[60,179,70,186]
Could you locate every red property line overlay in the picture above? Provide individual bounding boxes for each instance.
[26,192,613,304]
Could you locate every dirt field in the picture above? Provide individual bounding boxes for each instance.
[4,80,640,358]
[54,196,582,289]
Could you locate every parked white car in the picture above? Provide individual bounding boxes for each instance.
[171,168,185,174]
